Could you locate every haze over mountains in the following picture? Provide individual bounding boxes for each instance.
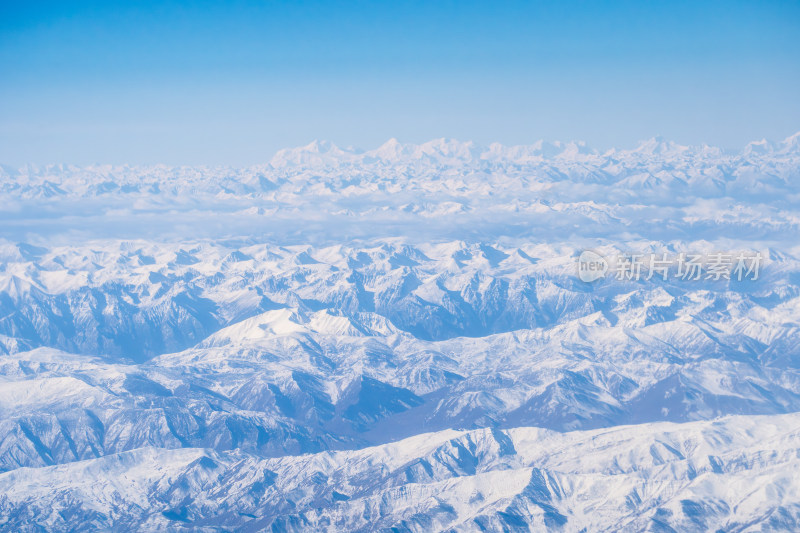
[1,136,799,531]
[3,133,799,244]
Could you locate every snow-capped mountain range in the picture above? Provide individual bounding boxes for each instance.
[1,136,800,531]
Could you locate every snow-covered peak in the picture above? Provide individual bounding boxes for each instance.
[628,136,691,156]
[198,308,397,349]
[778,131,800,154]
[365,137,412,161]
[743,138,774,156]
[417,137,482,162]
[269,139,360,167]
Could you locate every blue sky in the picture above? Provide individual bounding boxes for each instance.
[1,0,798,165]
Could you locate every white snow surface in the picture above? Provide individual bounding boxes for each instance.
[1,136,800,531]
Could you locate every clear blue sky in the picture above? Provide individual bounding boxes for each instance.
[1,0,798,165]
